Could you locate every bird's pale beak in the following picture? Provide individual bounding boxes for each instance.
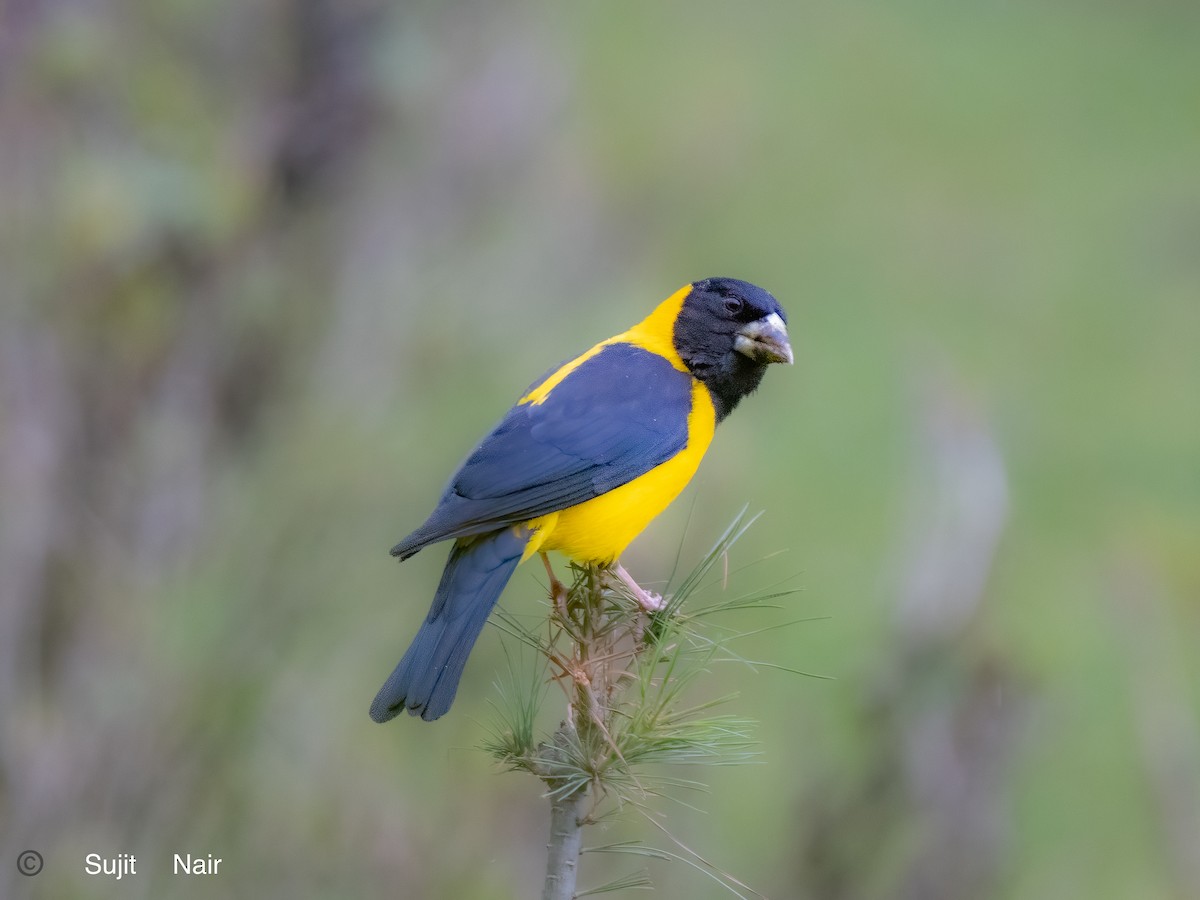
[734,312,793,365]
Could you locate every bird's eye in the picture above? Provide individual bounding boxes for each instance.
[723,297,743,315]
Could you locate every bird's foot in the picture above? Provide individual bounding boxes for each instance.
[540,552,570,618]
[613,562,666,612]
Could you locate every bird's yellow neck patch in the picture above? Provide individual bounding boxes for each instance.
[519,284,693,407]
[616,283,691,372]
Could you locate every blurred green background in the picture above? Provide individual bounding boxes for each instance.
[3,1,1198,898]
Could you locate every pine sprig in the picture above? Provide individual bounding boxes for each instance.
[483,508,799,898]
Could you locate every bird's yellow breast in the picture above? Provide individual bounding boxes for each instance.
[524,380,716,565]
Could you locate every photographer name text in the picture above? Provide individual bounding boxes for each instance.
[83,852,223,879]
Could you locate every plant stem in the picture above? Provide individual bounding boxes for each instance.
[542,779,589,900]
[541,565,605,900]
[485,514,774,899]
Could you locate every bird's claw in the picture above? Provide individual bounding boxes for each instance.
[551,581,570,619]
[634,588,665,613]
[613,562,666,613]
[541,552,570,619]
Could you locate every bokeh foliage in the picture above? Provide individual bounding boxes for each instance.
[2,1,1198,898]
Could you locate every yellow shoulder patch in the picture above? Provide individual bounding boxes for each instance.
[520,342,609,406]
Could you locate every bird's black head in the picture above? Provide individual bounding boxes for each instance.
[673,277,792,422]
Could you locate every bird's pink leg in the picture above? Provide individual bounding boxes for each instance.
[613,562,666,612]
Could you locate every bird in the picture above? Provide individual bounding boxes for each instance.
[370,277,792,722]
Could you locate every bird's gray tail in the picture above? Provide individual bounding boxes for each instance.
[370,527,529,723]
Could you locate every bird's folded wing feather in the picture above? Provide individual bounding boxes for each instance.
[392,343,693,558]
